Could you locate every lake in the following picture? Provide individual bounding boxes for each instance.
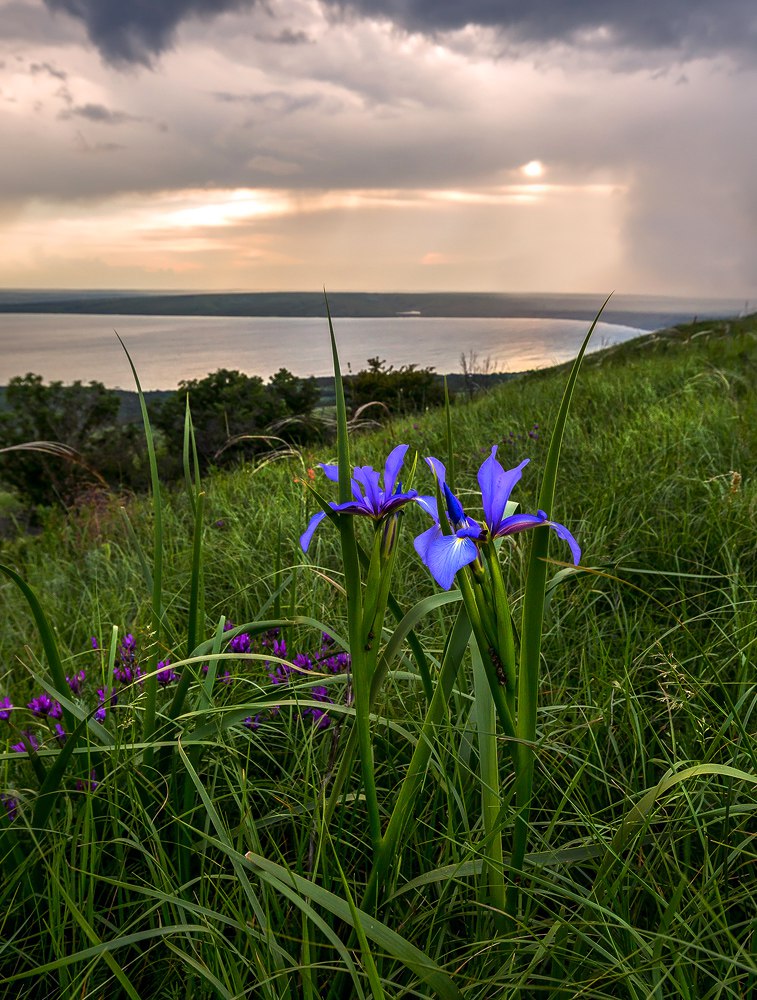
[0,313,651,390]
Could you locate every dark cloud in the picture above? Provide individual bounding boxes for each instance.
[29,61,68,81]
[43,0,258,66]
[272,28,311,45]
[59,101,144,125]
[212,89,324,115]
[324,0,757,61]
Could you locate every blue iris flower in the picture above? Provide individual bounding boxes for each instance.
[414,446,581,590]
[300,443,418,551]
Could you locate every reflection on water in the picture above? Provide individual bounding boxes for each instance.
[0,313,648,390]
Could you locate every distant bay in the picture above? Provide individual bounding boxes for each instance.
[0,291,748,390]
[0,313,655,390]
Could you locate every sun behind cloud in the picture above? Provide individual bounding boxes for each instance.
[521,160,545,178]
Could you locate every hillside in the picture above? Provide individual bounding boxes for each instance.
[0,312,755,999]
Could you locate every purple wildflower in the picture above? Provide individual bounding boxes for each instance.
[228,632,251,655]
[114,632,141,685]
[91,636,99,650]
[27,693,63,719]
[301,684,334,729]
[11,731,39,753]
[157,659,178,686]
[300,444,418,551]
[54,723,67,744]
[414,448,581,590]
[76,770,98,793]
[0,696,12,722]
[1,794,18,822]
[260,628,281,649]
[67,670,86,695]
[95,687,118,722]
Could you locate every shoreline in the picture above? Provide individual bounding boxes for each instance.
[0,290,749,333]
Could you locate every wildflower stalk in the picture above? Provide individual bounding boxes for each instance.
[183,397,205,660]
[321,588,457,834]
[456,569,516,743]
[360,526,386,649]
[118,335,163,764]
[326,299,381,850]
[471,639,507,926]
[483,541,517,706]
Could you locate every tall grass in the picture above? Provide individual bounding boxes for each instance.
[1,315,755,998]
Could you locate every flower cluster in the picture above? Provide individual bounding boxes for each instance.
[113,633,140,684]
[300,443,580,592]
[300,444,418,551]
[27,692,63,720]
[414,447,580,590]
[502,423,540,449]
[1,623,353,824]
[244,631,351,732]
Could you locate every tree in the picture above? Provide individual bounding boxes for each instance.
[0,374,143,506]
[153,368,320,470]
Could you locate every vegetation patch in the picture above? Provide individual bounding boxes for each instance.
[0,314,755,999]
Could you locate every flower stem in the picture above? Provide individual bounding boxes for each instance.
[457,570,517,745]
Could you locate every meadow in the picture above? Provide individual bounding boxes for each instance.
[1,312,756,999]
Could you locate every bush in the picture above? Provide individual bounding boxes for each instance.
[153,367,321,472]
[0,374,145,506]
[347,357,446,418]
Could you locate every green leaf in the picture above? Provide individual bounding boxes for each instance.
[594,763,757,899]
[117,333,163,751]
[243,851,464,1000]
[0,563,75,739]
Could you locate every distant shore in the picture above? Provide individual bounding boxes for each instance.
[0,290,749,333]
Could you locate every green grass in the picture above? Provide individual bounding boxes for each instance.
[1,314,756,998]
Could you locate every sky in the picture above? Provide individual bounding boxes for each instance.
[0,0,755,296]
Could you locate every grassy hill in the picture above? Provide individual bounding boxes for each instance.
[0,313,755,998]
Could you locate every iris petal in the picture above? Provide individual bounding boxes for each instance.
[414,494,439,520]
[494,512,581,565]
[319,463,339,482]
[425,533,479,590]
[353,466,382,513]
[442,482,466,526]
[413,523,442,563]
[381,489,418,515]
[547,520,582,565]
[424,456,447,485]
[383,444,408,497]
[332,500,372,516]
[456,519,485,540]
[478,449,529,531]
[300,510,328,552]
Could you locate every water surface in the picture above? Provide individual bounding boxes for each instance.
[0,313,648,390]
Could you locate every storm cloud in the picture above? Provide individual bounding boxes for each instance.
[43,0,258,65]
[41,0,757,67]
[325,0,757,61]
